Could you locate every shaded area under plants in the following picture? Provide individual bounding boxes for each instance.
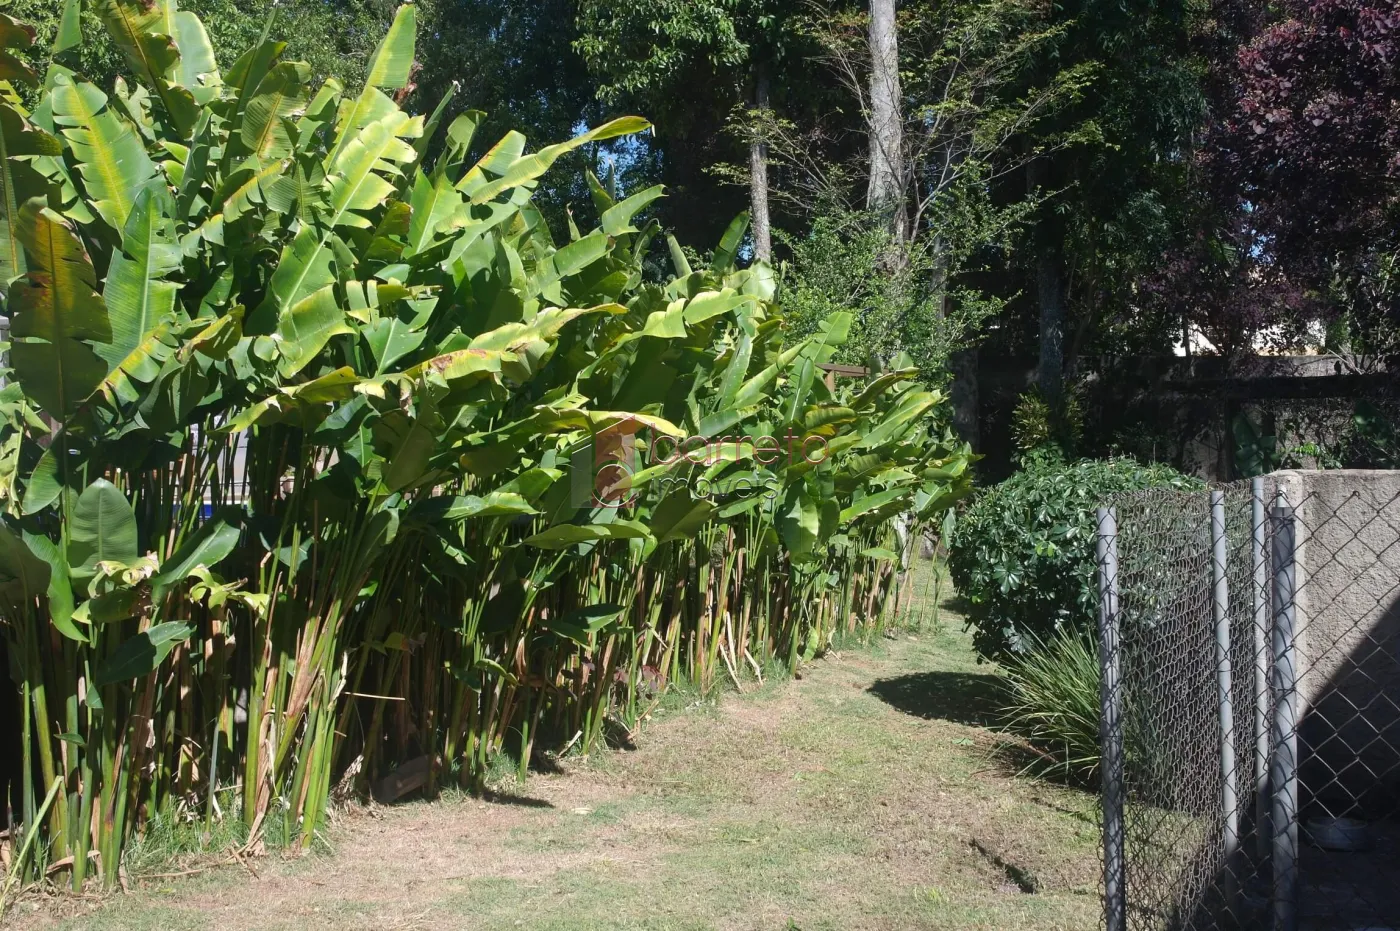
[868,670,1005,729]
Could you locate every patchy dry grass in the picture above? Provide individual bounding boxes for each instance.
[8,579,1101,931]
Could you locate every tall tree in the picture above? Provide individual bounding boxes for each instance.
[1002,0,1202,400]
[865,0,905,239]
[750,61,774,259]
[574,0,813,252]
[776,0,1088,379]
[1030,160,1066,404]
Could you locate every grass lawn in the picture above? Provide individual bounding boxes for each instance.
[7,572,1102,931]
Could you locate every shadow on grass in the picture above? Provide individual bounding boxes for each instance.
[867,670,1005,728]
[480,788,555,809]
[943,593,974,616]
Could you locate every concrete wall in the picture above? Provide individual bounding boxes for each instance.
[1271,469,1400,817]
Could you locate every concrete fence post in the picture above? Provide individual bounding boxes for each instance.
[1097,506,1126,931]
[1270,493,1299,931]
[1211,490,1240,907]
[1252,478,1270,861]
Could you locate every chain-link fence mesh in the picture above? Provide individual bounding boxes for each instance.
[1097,470,1400,931]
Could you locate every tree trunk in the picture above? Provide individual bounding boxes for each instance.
[866,0,904,239]
[1037,248,1065,403]
[749,61,772,263]
[1028,159,1064,403]
[949,348,979,448]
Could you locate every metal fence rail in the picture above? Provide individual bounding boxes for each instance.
[1097,471,1400,931]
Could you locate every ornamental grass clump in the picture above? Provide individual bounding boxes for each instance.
[0,0,972,894]
[1001,629,1101,785]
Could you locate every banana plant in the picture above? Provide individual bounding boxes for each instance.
[0,0,972,891]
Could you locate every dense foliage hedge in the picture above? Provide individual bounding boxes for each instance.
[948,458,1201,660]
[0,0,973,889]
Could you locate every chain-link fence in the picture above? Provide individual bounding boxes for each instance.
[1097,470,1400,931]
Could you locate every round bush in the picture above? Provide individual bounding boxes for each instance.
[948,458,1201,660]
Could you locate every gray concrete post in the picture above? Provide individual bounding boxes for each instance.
[1270,494,1299,931]
[1212,490,1240,905]
[1252,478,1270,861]
[1097,506,1125,931]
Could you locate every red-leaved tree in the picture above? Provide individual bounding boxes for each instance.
[1142,0,1398,355]
[1216,0,1400,336]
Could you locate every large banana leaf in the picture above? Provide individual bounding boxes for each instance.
[241,61,311,160]
[93,0,198,135]
[95,0,179,88]
[276,285,353,378]
[601,185,664,236]
[67,478,139,580]
[326,110,422,228]
[49,75,157,232]
[163,5,221,98]
[150,507,242,594]
[523,520,650,550]
[364,4,416,90]
[20,531,83,642]
[405,168,462,257]
[98,183,180,373]
[9,200,111,419]
[465,117,651,204]
[0,521,49,606]
[52,0,81,59]
[257,108,420,324]
[0,105,62,285]
[94,621,193,686]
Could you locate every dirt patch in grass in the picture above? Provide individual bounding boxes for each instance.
[7,599,1101,931]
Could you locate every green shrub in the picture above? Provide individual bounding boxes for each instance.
[948,458,1201,660]
[1001,629,1101,785]
[777,206,1001,376]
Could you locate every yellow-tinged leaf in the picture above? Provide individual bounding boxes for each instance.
[179,308,243,361]
[327,110,422,228]
[9,201,111,419]
[93,321,177,405]
[241,61,311,159]
[409,348,513,381]
[683,289,751,324]
[276,285,352,378]
[467,117,650,204]
[641,300,687,339]
[220,158,289,221]
[456,129,526,197]
[49,76,156,232]
[364,4,416,90]
[517,407,686,440]
[469,304,625,352]
[221,366,358,432]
